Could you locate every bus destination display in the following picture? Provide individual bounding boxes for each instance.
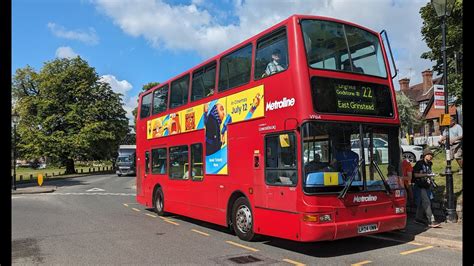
[334,83,376,114]
[311,76,394,117]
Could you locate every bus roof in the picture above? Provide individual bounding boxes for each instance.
[140,14,380,97]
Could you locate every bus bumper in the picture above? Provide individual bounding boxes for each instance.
[299,214,406,242]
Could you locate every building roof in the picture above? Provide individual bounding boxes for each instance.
[402,77,443,103]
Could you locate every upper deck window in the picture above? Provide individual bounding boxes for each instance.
[152,85,169,115]
[140,92,152,119]
[255,27,288,79]
[301,20,387,78]
[192,62,216,101]
[170,75,190,109]
[218,44,252,92]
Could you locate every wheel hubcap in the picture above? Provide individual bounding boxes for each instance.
[236,205,252,234]
[156,195,163,212]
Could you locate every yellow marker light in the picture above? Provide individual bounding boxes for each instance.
[249,188,253,194]
[303,214,318,222]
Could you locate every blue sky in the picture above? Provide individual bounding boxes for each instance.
[13,0,435,125]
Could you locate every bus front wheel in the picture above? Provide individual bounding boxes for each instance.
[232,197,256,241]
[154,187,165,216]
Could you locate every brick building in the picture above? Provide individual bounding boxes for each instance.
[399,69,457,137]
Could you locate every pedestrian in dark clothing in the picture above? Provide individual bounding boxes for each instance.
[412,148,441,228]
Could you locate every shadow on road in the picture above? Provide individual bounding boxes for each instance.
[142,208,413,257]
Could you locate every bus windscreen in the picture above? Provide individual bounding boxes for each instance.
[311,76,394,117]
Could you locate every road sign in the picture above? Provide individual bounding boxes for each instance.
[38,174,43,187]
[440,114,451,126]
[434,85,445,109]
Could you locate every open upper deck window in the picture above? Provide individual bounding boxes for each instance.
[218,44,252,92]
[140,92,152,119]
[192,62,216,101]
[301,20,387,78]
[255,27,288,79]
[170,75,190,109]
[152,85,169,115]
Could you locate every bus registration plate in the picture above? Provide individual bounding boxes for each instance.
[358,224,378,234]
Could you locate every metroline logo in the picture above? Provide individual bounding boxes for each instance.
[353,195,378,203]
[265,97,295,111]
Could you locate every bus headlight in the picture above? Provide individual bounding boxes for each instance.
[319,214,332,222]
[395,207,405,214]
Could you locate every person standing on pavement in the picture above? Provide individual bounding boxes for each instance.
[413,148,441,228]
[438,117,463,174]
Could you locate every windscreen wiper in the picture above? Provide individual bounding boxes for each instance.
[371,160,391,194]
[338,159,364,199]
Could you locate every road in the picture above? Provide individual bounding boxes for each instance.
[12,174,462,265]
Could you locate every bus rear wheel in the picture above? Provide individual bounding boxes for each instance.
[154,187,165,216]
[232,197,256,241]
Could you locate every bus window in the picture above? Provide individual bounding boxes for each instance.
[145,151,150,174]
[302,122,399,194]
[191,143,203,181]
[255,27,288,79]
[218,44,252,92]
[265,133,297,186]
[192,62,216,101]
[170,75,190,109]
[301,20,387,78]
[140,93,152,119]
[169,145,189,180]
[152,85,169,115]
[152,148,167,174]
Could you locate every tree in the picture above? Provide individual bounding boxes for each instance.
[420,0,463,105]
[12,57,129,174]
[396,91,422,137]
[131,82,160,127]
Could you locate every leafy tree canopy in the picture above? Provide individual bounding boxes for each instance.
[12,57,129,174]
[420,0,463,105]
[396,91,422,136]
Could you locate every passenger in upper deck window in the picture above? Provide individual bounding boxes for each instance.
[263,49,286,77]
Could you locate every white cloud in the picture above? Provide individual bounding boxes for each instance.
[100,74,133,95]
[100,74,135,125]
[123,95,139,125]
[48,22,99,45]
[55,46,79,58]
[93,0,433,88]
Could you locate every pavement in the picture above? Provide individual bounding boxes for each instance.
[11,181,462,251]
[375,215,462,250]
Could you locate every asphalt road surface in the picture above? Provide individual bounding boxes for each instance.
[12,174,462,265]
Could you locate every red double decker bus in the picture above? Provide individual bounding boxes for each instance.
[136,14,406,242]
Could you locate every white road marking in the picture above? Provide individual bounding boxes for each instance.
[86,188,105,192]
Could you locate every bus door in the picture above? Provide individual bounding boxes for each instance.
[264,132,298,212]
[166,145,191,213]
[188,143,218,212]
[137,150,149,199]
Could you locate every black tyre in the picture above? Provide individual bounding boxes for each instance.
[232,197,256,241]
[117,174,122,177]
[154,187,165,216]
[403,152,416,163]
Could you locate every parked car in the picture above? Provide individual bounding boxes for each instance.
[351,138,423,164]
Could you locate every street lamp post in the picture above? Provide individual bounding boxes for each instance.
[431,0,457,223]
[12,111,19,191]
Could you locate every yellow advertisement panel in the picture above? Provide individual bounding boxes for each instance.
[183,104,205,132]
[147,85,265,141]
[226,85,264,123]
